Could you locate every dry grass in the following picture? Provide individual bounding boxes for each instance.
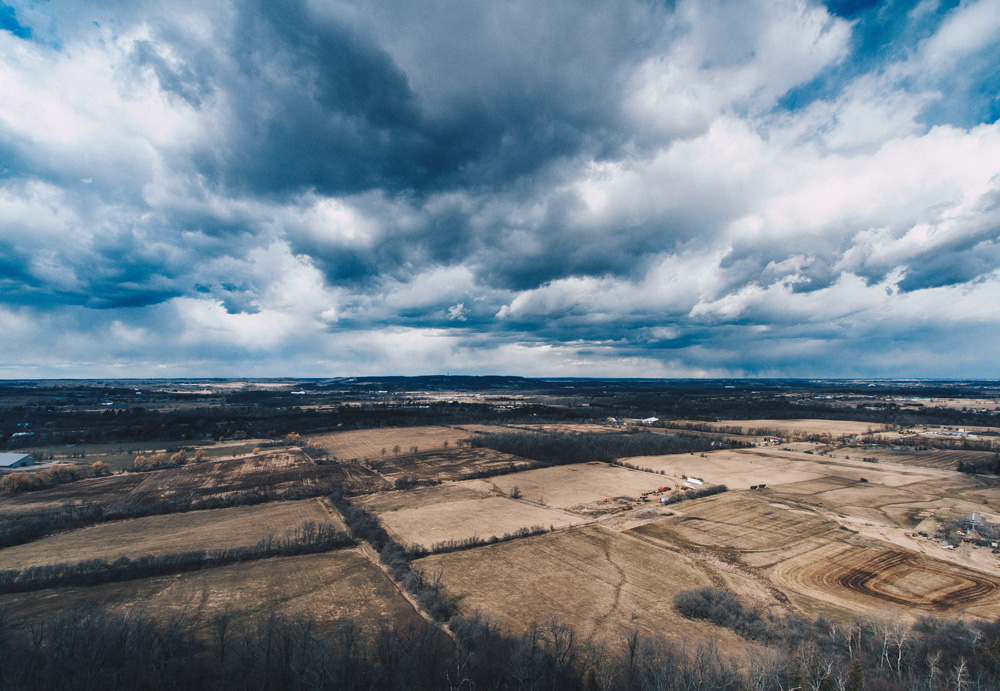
[673,419,891,437]
[0,452,387,515]
[417,524,774,643]
[0,499,337,570]
[621,447,953,492]
[485,462,672,512]
[831,447,997,471]
[358,483,582,549]
[308,426,467,460]
[0,550,422,633]
[387,498,580,549]
[369,447,533,481]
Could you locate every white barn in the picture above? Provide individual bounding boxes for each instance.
[0,453,33,469]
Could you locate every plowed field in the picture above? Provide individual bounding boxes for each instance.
[633,493,837,552]
[771,541,1000,619]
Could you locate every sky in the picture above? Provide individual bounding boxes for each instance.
[1,0,1000,379]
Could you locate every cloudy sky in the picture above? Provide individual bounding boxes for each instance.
[1,0,999,378]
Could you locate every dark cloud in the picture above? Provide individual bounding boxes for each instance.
[127,39,211,108]
[2,0,1000,376]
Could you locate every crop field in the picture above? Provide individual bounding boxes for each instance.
[632,492,838,553]
[0,550,423,633]
[765,475,958,526]
[485,462,674,512]
[416,524,770,643]
[368,447,534,481]
[621,446,953,491]
[0,499,336,569]
[831,447,997,471]
[308,426,467,460]
[674,419,891,437]
[770,541,1000,620]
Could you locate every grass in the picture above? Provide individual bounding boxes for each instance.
[0,550,423,634]
[0,498,336,569]
[416,524,770,643]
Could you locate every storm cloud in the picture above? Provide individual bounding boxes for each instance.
[2,0,1000,377]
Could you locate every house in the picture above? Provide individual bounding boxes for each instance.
[0,453,34,469]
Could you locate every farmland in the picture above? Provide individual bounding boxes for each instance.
[358,483,582,549]
[0,498,335,569]
[0,550,422,632]
[416,524,766,643]
[309,425,467,460]
[4,378,1000,689]
[485,462,677,512]
[364,447,534,481]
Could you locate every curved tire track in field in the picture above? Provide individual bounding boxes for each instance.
[773,542,1000,613]
[593,539,627,631]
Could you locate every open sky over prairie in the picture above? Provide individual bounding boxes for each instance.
[1,0,999,378]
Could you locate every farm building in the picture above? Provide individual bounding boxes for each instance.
[0,453,34,469]
[961,513,996,539]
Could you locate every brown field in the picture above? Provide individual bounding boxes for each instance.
[0,473,147,513]
[368,447,534,481]
[417,524,774,643]
[621,446,953,492]
[832,447,997,471]
[673,419,891,437]
[771,540,1000,620]
[0,499,336,569]
[389,499,578,549]
[308,426,467,460]
[358,482,487,512]
[0,550,422,632]
[511,423,619,434]
[358,483,582,548]
[485,462,673,512]
[0,452,387,515]
[632,492,838,553]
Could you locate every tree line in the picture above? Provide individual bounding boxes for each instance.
[4,598,1000,690]
[469,430,736,467]
[329,492,454,622]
